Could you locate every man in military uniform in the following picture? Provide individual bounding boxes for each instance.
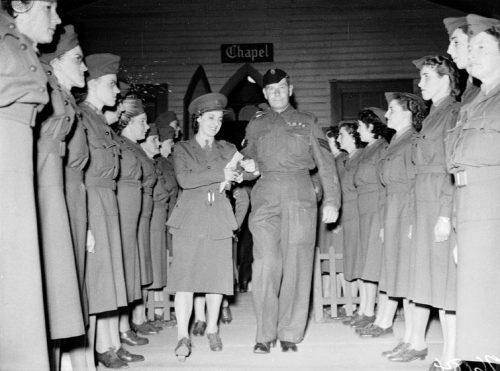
[244,68,340,353]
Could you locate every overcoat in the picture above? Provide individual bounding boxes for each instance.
[354,139,387,282]
[0,12,50,370]
[409,96,458,310]
[80,101,127,314]
[378,127,415,298]
[161,156,178,254]
[167,138,238,295]
[446,80,500,361]
[36,64,84,339]
[114,134,143,303]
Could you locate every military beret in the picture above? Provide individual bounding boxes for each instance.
[188,92,227,117]
[443,17,467,36]
[86,53,120,81]
[466,14,500,37]
[40,25,80,63]
[365,107,387,124]
[147,122,159,137]
[263,68,288,86]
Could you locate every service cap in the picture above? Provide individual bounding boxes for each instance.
[263,68,288,86]
[365,107,387,124]
[147,122,159,137]
[188,93,227,117]
[86,53,120,81]
[443,17,467,36]
[466,14,500,37]
[155,111,177,141]
[40,25,80,63]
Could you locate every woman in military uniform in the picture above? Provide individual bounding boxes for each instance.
[0,1,60,369]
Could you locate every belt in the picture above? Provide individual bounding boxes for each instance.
[0,103,38,127]
[38,137,66,156]
[454,166,500,188]
[65,167,84,183]
[415,164,446,174]
[356,184,379,195]
[261,170,309,180]
[386,184,410,193]
[85,176,116,190]
[118,179,142,188]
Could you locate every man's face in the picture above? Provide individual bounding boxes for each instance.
[447,28,469,70]
[263,78,293,112]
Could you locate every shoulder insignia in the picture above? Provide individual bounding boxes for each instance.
[318,138,330,152]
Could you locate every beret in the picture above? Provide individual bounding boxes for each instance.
[466,14,500,36]
[263,68,288,86]
[365,107,387,124]
[443,17,467,36]
[40,25,80,63]
[86,53,120,81]
[147,122,159,137]
[188,93,227,117]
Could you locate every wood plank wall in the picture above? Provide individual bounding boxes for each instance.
[68,0,464,127]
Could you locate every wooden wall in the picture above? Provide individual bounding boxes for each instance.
[68,0,464,127]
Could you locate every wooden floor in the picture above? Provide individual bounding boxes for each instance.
[101,291,445,371]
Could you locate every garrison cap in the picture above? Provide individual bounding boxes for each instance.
[188,93,227,117]
[155,111,177,141]
[365,107,387,124]
[443,17,467,36]
[466,14,500,36]
[86,53,120,81]
[40,25,80,63]
[263,68,288,86]
[147,122,159,137]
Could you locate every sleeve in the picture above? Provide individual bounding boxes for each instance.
[232,185,250,229]
[310,120,341,209]
[172,142,228,189]
[241,118,258,160]
[404,138,417,227]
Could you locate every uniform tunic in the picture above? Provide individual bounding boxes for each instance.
[148,157,170,289]
[80,102,127,314]
[167,138,238,295]
[0,13,50,370]
[354,139,387,282]
[161,156,178,254]
[115,134,143,303]
[378,127,415,298]
[36,64,84,339]
[244,105,340,343]
[409,96,458,310]
[134,145,157,286]
[340,149,363,282]
[446,79,500,361]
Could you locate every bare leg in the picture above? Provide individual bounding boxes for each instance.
[175,292,194,339]
[364,281,378,317]
[409,303,429,350]
[205,293,223,334]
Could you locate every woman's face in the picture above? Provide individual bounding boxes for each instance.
[53,46,87,88]
[385,99,411,131]
[357,120,374,143]
[128,113,149,141]
[447,28,469,70]
[418,65,449,101]
[93,74,120,108]
[15,1,61,44]
[468,32,500,82]
[338,126,355,153]
[143,135,161,156]
[197,110,223,138]
[160,139,174,158]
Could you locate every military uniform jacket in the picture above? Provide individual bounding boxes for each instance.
[244,105,340,209]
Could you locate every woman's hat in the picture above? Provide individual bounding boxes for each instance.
[188,93,227,117]
[86,53,120,81]
[40,25,80,63]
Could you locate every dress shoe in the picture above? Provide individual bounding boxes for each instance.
[239,281,248,293]
[120,329,149,346]
[147,320,163,331]
[131,321,159,336]
[358,324,394,337]
[207,332,223,351]
[96,348,129,369]
[381,341,409,357]
[253,340,277,354]
[280,340,298,352]
[192,320,207,336]
[428,359,462,371]
[174,337,191,362]
[352,314,375,329]
[116,347,144,363]
[342,312,360,326]
[221,306,233,324]
[388,347,428,362]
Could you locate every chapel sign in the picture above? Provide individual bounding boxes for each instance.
[221,43,274,63]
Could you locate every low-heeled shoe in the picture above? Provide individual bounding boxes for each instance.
[96,348,129,369]
[359,324,394,337]
[381,341,409,357]
[280,340,298,352]
[192,321,207,336]
[221,306,233,324]
[131,321,159,336]
[116,347,144,363]
[388,347,428,362]
[174,337,191,362]
[120,329,149,346]
[207,332,223,351]
[342,312,360,326]
[253,340,276,354]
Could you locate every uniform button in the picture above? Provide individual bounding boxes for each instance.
[207,166,211,169]
[64,100,69,105]
[39,87,45,93]
[105,132,110,135]
[30,65,37,72]
[20,43,27,50]
[65,116,71,122]
[8,23,15,29]
[47,70,52,75]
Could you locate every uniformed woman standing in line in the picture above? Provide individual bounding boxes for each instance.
[404,56,459,370]
[0,1,60,370]
[446,14,500,365]
[167,93,253,360]
[337,121,364,323]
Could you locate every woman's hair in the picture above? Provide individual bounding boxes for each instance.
[1,0,32,16]
[389,93,428,132]
[191,113,200,134]
[339,121,364,149]
[358,109,395,142]
[326,125,341,151]
[485,27,500,50]
[116,95,144,133]
[419,55,461,98]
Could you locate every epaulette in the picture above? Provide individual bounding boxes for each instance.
[317,138,330,152]
[0,14,18,39]
[252,110,268,120]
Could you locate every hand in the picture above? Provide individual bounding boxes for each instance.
[240,159,256,173]
[322,205,339,224]
[86,229,95,253]
[224,168,239,182]
[434,216,451,242]
[379,228,384,242]
[453,244,458,265]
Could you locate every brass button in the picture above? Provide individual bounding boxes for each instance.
[8,23,15,29]
[65,116,71,122]
[39,87,45,93]
[207,166,211,169]
[46,70,52,75]
[64,100,69,106]
[30,65,37,72]
[20,43,27,50]
[105,131,110,135]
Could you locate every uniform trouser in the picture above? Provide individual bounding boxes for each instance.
[237,216,253,284]
[0,120,50,370]
[249,172,317,343]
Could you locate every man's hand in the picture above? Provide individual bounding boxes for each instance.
[322,205,339,224]
[240,159,256,173]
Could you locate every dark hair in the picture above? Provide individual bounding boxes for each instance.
[339,121,364,149]
[419,55,461,98]
[1,0,32,16]
[485,27,500,50]
[389,93,428,132]
[116,95,144,133]
[326,126,341,151]
[191,114,199,134]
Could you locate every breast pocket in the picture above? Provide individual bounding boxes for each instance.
[88,137,117,173]
[286,131,310,158]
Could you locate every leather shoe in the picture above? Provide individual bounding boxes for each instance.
[253,340,276,354]
[221,306,233,324]
[280,340,298,352]
[120,329,149,346]
[131,321,159,336]
[96,348,129,369]
[116,347,144,363]
[192,321,207,336]
[351,314,375,328]
[175,337,191,362]
[342,312,360,326]
[358,324,394,337]
[239,281,248,293]
[207,332,223,351]
[381,341,409,357]
[388,347,428,362]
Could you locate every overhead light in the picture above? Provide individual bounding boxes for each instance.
[247,76,256,84]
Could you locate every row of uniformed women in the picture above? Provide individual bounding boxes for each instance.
[332,13,500,371]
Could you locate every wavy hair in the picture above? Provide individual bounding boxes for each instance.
[358,109,394,142]
[339,121,364,149]
[419,55,461,98]
[116,95,144,134]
